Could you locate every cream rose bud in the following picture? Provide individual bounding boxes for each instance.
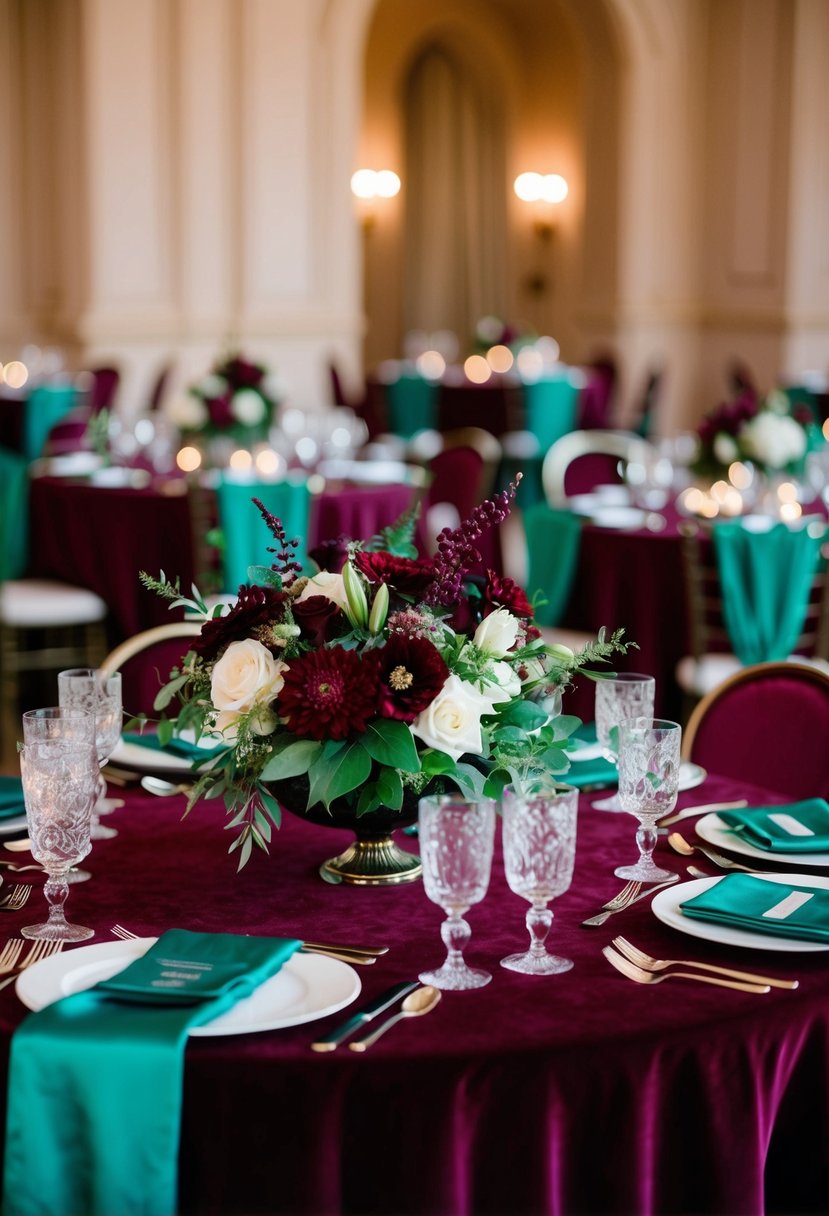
[473,608,521,658]
[211,638,284,714]
[296,571,350,615]
[410,674,495,761]
[480,661,522,703]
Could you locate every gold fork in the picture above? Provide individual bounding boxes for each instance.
[110,925,384,966]
[0,939,24,975]
[667,832,759,873]
[611,936,799,990]
[0,886,32,912]
[579,879,641,927]
[602,944,770,992]
[0,939,64,993]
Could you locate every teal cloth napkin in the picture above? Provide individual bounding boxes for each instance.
[3,929,301,1216]
[0,777,26,818]
[680,873,829,942]
[122,731,226,761]
[524,504,583,627]
[712,519,824,664]
[565,754,618,789]
[217,477,312,592]
[718,798,829,853]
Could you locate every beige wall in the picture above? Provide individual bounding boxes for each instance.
[0,0,826,428]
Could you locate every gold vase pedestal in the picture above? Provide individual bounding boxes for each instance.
[319,830,422,886]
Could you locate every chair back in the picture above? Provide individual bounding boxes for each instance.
[100,622,202,721]
[682,662,829,799]
[87,366,121,415]
[217,478,312,592]
[438,382,520,437]
[523,504,582,627]
[23,385,79,460]
[413,428,502,570]
[541,429,655,506]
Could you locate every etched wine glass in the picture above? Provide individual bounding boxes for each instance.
[418,794,496,991]
[501,779,578,975]
[58,668,123,843]
[593,673,655,811]
[614,717,681,882]
[19,708,98,941]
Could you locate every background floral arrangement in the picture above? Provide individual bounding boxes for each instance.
[169,352,281,444]
[143,479,633,866]
[693,388,811,480]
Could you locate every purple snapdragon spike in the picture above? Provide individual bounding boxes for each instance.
[424,476,522,608]
[252,497,304,585]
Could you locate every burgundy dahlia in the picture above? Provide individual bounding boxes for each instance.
[205,393,234,429]
[307,535,350,574]
[376,635,449,722]
[354,551,435,600]
[192,585,287,661]
[482,572,534,620]
[277,647,380,740]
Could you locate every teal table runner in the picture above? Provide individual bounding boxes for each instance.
[718,798,829,852]
[522,374,580,452]
[22,385,78,461]
[217,477,311,592]
[0,446,29,580]
[384,373,438,439]
[3,930,301,1216]
[524,504,583,627]
[712,520,824,664]
[680,873,829,942]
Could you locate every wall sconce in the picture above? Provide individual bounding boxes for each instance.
[514,172,568,240]
[350,169,401,231]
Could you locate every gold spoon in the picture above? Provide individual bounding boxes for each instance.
[349,986,441,1051]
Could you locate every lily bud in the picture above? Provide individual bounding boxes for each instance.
[547,642,575,665]
[368,581,390,635]
[342,561,369,629]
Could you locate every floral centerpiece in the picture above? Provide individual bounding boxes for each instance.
[168,351,281,446]
[693,388,810,481]
[143,477,633,883]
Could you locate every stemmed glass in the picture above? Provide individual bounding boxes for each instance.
[593,673,656,811]
[614,717,681,882]
[418,794,496,991]
[19,708,99,941]
[501,779,578,975]
[58,669,123,843]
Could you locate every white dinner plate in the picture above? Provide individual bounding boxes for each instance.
[565,738,605,763]
[589,506,647,531]
[651,872,829,952]
[109,731,223,779]
[696,812,829,869]
[0,813,29,838]
[679,762,707,792]
[17,938,362,1035]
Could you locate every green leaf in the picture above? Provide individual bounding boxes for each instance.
[497,700,549,731]
[356,783,382,816]
[247,565,283,588]
[260,739,321,782]
[307,740,372,810]
[256,788,283,828]
[449,762,487,797]
[551,715,582,740]
[420,749,458,778]
[152,674,190,712]
[156,717,174,747]
[374,766,403,811]
[362,719,420,772]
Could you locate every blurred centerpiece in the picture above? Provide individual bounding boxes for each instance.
[144,478,633,885]
[169,351,282,463]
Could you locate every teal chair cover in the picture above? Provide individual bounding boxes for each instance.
[216,479,312,592]
[524,503,583,626]
[23,385,78,461]
[0,446,29,580]
[385,374,438,440]
[712,519,825,665]
[522,375,581,453]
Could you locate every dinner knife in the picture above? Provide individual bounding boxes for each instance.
[310,981,419,1051]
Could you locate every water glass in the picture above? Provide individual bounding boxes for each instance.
[58,668,123,841]
[614,717,681,882]
[418,794,496,991]
[593,673,656,811]
[501,780,578,975]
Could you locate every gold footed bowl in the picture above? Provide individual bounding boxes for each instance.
[267,777,422,887]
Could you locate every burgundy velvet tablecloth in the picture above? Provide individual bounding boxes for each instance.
[0,773,826,1215]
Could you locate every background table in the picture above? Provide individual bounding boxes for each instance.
[0,770,826,1214]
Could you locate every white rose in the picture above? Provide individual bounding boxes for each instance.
[473,608,521,658]
[478,661,522,704]
[231,388,267,427]
[713,432,739,465]
[741,413,806,469]
[214,709,242,741]
[211,639,285,715]
[410,674,494,761]
[297,571,350,614]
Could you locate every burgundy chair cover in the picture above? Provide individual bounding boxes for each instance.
[427,446,501,574]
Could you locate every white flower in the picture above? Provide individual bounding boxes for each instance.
[478,660,521,704]
[473,608,521,658]
[200,373,226,399]
[167,394,208,430]
[740,412,806,469]
[296,571,350,614]
[713,432,739,465]
[231,388,267,427]
[410,674,494,761]
[211,639,285,717]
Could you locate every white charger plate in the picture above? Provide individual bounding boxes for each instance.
[17,938,361,1034]
[589,506,647,531]
[651,872,829,952]
[696,812,829,869]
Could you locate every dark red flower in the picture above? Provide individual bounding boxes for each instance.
[277,647,380,740]
[376,635,449,722]
[354,551,435,599]
[482,571,534,620]
[192,586,287,661]
[205,393,234,429]
[222,357,265,390]
[292,595,344,647]
[308,535,350,573]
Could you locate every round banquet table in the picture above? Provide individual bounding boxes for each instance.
[0,771,826,1215]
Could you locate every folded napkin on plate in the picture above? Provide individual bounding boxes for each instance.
[680,873,829,942]
[3,929,301,1216]
[122,731,226,762]
[565,754,618,790]
[718,799,829,853]
[0,776,26,820]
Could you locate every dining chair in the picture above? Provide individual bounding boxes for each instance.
[409,427,502,565]
[676,518,829,702]
[541,429,656,506]
[681,662,829,799]
[215,476,314,592]
[99,621,203,721]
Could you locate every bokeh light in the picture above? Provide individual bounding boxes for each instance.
[463,355,491,384]
[176,446,202,473]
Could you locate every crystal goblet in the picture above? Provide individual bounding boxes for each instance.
[58,668,123,843]
[593,673,656,811]
[19,708,98,942]
[418,794,495,991]
[614,717,681,882]
[501,779,578,975]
